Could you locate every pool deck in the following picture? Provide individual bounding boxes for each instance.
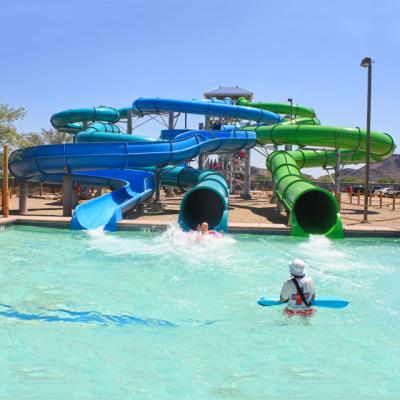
[1,192,399,237]
[1,214,400,238]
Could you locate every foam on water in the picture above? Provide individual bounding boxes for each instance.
[296,235,377,284]
[86,227,158,256]
[298,235,346,260]
[86,223,237,268]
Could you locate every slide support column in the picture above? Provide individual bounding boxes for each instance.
[271,145,279,204]
[198,117,211,171]
[230,155,235,194]
[164,113,175,197]
[127,109,133,134]
[168,112,174,129]
[243,149,252,199]
[334,148,341,207]
[198,122,205,170]
[285,98,293,151]
[155,169,161,202]
[63,174,73,217]
[2,145,9,218]
[277,199,284,214]
[19,181,28,215]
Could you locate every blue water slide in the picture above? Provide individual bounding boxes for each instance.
[9,167,156,231]
[50,105,150,133]
[25,165,230,231]
[9,130,255,179]
[70,170,155,230]
[9,130,256,230]
[50,107,121,133]
[74,123,160,143]
[132,97,281,124]
[10,97,276,231]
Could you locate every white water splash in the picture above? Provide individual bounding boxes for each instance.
[157,222,235,246]
[293,235,389,288]
[85,223,237,267]
[298,235,346,261]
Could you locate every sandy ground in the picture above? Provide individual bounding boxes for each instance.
[5,190,400,230]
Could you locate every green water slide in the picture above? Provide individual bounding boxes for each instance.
[237,97,396,238]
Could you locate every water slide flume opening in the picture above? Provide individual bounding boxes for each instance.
[181,188,225,230]
[267,150,344,238]
[293,189,338,235]
[160,166,231,232]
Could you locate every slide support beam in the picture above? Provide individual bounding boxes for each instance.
[334,147,341,205]
[243,149,252,199]
[18,181,28,215]
[63,174,73,217]
[127,109,133,134]
[2,145,9,218]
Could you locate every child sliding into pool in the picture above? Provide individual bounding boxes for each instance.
[280,259,316,316]
[200,222,216,235]
[190,222,222,240]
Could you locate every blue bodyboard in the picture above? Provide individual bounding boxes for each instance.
[257,297,349,309]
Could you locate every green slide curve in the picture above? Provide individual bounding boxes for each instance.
[237,97,396,239]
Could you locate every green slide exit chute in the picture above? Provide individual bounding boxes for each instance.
[238,97,396,238]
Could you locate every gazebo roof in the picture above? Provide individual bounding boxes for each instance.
[204,85,253,99]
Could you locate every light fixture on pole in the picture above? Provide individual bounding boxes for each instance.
[360,57,374,223]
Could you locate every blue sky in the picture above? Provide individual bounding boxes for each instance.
[1,0,399,176]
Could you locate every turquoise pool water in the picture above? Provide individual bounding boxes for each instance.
[0,225,399,399]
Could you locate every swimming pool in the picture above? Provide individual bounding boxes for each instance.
[0,225,399,399]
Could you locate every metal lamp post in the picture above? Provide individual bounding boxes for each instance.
[288,98,293,124]
[360,57,374,223]
[285,98,293,151]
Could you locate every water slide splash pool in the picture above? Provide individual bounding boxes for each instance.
[1,226,399,398]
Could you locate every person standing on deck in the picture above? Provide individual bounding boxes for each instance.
[347,185,353,200]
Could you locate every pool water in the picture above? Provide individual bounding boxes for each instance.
[0,224,399,399]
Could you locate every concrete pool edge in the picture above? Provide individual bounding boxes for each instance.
[1,215,399,238]
[0,216,71,230]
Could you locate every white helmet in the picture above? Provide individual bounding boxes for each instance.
[289,259,306,277]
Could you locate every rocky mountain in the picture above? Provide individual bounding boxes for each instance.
[318,154,400,182]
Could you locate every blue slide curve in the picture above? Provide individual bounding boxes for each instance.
[70,170,155,230]
[9,98,281,230]
[132,97,281,125]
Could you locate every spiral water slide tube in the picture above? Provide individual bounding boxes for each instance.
[237,97,396,238]
[9,98,277,230]
[131,97,280,230]
[11,106,160,230]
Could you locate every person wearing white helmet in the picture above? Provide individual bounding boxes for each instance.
[280,259,316,315]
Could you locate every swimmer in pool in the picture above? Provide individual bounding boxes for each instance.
[280,259,316,315]
[200,222,217,235]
